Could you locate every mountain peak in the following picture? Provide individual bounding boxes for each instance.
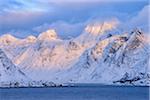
[85,20,118,35]
[129,29,145,42]
[0,34,19,45]
[38,29,58,41]
[25,35,37,42]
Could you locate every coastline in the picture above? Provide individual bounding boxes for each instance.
[0,83,149,89]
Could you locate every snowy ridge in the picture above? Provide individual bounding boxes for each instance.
[62,29,149,85]
[0,34,19,46]
[38,29,59,41]
[0,26,149,87]
[0,49,28,87]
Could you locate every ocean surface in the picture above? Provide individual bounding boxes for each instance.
[0,85,149,100]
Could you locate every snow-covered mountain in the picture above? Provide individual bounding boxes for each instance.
[0,34,19,46]
[0,48,28,87]
[59,30,149,85]
[0,24,149,87]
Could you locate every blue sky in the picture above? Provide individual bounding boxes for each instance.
[0,0,149,38]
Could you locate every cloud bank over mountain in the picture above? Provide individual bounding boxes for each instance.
[122,4,150,33]
[0,1,149,38]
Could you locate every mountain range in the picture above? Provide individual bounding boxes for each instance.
[0,22,149,87]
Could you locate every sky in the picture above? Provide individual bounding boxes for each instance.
[0,0,149,38]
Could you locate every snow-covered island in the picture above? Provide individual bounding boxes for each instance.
[0,22,150,87]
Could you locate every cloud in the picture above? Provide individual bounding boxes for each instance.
[121,4,149,33]
[0,0,50,13]
[130,5,149,32]
[0,11,45,33]
[33,21,85,39]
[35,0,148,3]
[0,0,148,38]
[2,29,34,39]
[33,17,120,38]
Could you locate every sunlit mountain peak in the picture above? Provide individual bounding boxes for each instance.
[27,35,36,40]
[85,20,119,35]
[0,34,19,45]
[24,35,37,43]
[38,29,58,41]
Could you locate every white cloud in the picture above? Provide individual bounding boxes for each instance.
[1,0,148,38]
[33,21,85,39]
[33,17,121,39]
[36,0,147,3]
[121,5,149,33]
[130,5,149,28]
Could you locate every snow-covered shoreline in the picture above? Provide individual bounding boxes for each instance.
[1,82,149,88]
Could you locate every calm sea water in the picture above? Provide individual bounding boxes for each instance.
[0,85,149,100]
